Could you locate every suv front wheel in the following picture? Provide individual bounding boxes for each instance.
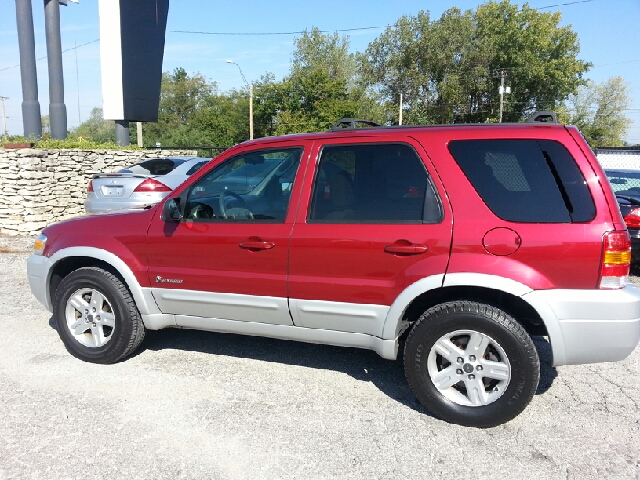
[53,267,145,364]
[404,301,540,428]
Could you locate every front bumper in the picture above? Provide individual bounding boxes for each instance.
[27,254,53,312]
[524,285,640,366]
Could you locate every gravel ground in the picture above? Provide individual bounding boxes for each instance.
[0,233,638,480]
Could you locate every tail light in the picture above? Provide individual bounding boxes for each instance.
[87,180,94,192]
[133,178,172,193]
[623,208,640,228]
[599,231,631,289]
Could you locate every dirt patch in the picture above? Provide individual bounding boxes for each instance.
[0,234,33,254]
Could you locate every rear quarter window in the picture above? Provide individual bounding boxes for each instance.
[448,139,595,223]
[124,158,184,175]
[186,161,208,176]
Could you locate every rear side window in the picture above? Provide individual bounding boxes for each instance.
[186,161,208,175]
[122,158,184,175]
[308,143,443,223]
[448,139,595,223]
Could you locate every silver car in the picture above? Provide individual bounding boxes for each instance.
[85,157,209,213]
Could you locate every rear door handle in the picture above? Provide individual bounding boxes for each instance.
[384,243,428,255]
[239,239,275,250]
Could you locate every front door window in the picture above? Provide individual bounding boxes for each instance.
[184,148,303,222]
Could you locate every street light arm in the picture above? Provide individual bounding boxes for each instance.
[226,60,253,140]
[226,60,249,88]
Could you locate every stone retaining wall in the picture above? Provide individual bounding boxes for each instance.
[0,148,196,236]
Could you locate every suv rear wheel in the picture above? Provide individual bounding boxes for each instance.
[53,267,145,364]
[404,301,540,427]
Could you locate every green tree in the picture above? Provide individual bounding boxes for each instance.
[142,68,251,148]
[274,68,359,134]
[475,0,590,121]
[561,77,632,147]
[255,29,386,135]
[143,68,214,144]
[360,1,591,124]
[68,108,115,143]
[292,27,357,84]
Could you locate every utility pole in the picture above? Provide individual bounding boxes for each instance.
[493,69,511,123]
[399,93,403,126]
[0,96,8,137]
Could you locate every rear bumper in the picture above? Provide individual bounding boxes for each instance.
[523,285,640,366]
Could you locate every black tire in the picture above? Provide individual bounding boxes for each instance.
[403,301,540,428]
[53,267,145,364]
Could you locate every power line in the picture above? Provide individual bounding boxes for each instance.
[171,26,383,36]
[537,0,594,9]
[593,59,640,68]
[0,38,99,73]
[172,0,596,37]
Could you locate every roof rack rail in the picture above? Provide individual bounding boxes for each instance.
[330,118,380,131]
[525,111,558,124]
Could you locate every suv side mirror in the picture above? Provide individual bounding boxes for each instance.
[161,198,183,222]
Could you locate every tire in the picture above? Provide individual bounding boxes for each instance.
[403,301,540,428]
[53,267,145,364]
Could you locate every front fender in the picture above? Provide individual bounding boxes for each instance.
[47,246,161,316]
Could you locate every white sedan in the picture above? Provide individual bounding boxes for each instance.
[84,157,209,213]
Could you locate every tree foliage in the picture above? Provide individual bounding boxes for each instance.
[560,77,632,147]
[256,28,386,134]
[70,1,631,147]
[68,108,116,143]
[360,0,591,123]
[292,28,357,84]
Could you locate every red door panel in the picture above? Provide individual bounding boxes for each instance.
[288,136,454,307]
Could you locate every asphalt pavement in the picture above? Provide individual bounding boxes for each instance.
[0,234,638,480]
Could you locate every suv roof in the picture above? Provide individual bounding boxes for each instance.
[237,111,562,145]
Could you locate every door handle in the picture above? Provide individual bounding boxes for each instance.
[239,239,275,250]
[384,243,428,255]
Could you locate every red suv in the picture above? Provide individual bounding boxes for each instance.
[27,114,640,427]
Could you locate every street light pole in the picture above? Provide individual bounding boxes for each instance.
[226,60,253,140]
[249,83,253,141]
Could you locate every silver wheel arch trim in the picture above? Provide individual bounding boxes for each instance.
[47,246,161,316]
[381,272,566,365]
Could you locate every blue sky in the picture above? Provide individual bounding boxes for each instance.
[1,0,638,143]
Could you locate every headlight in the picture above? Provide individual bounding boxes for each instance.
[33,233,47,255]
